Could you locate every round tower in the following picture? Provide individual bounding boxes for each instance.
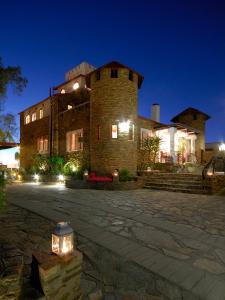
[88,61,143,175]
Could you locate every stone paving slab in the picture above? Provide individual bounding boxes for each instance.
[6,183,225,300]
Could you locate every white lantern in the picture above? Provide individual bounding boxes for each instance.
[52,222,74,257]
[84,169,89,177]
[113,169,119,177]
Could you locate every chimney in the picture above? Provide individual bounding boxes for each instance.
[151,104,160,122]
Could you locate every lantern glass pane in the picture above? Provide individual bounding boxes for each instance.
[52,234,60,255]
[61,234,73,255]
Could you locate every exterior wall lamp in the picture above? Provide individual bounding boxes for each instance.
[219,143,225,152]
[52,222,74,257]
[118,120,130,133]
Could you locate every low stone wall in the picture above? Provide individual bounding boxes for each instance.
[31,251,83,300]
[204,175,225,194]
[0,243,24,300]
[66,177,144,190]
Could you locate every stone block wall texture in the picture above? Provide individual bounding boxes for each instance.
[0,246,24,300]
[20,112,50,170]
[32,251,83,300]
[90,67,139,175]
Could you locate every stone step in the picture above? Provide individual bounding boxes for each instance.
[145,173,202,179]
[146,178,203,184]
[145,182,206,190]
[144,185,210,194]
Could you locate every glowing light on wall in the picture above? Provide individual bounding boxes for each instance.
[61,89,66,94]
[119,121,130,133]
[219,143,225,151]
[73,82,79,90]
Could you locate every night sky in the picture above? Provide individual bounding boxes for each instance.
[1,0,225,143]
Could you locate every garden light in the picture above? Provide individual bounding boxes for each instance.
[52,222,74,257]
[33,174,40,181]
[83,170,88,176]
[58,174,65,182]
[147,167,151,172]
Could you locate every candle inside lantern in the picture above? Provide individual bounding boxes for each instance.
[52,222,74,257]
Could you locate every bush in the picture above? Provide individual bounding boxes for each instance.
[0,172,6,212]
[119,169,132,182]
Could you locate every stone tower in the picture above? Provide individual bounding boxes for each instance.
[87,61,143,175]
[171,107,210,163]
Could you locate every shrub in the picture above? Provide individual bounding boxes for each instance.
[0,172,6,212]
[119,169,132,182]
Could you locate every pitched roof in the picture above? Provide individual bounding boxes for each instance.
[53,74,86,90]
[86,61,144,88]
[0,142,19,150]
[171,107,210,122]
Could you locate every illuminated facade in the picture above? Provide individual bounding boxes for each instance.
[20,61,210,174]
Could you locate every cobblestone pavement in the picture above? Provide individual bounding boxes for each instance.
[6,183,225,299]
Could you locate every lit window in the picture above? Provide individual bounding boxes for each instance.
[32,112,36,122]
[39,109,43,119]
[112,125,118,139]
[73,82,79,90]
[61,89,66,94]
[111,69,118,78]
[66,129,83,152]
[67,105,73,110]
[37,137,48,153]
[25,115,30,124]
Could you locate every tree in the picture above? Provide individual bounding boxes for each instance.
[0,57,27,99]
[142,135,162,165]
[0,57,27,142]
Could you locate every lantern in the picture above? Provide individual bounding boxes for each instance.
[33,174,40,182]
[52,222,74,257]
[113,169,119,177]
[84,169,88,177]
[147,167,151,172]
[58,174,65,183]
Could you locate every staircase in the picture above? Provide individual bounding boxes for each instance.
[144,172,211,194]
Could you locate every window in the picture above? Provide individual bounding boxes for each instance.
[39,109,43,119]
[112,125,118,139]
[140,128,152,148]
[32,112,36,122]
[66,129,83,152]
[25,115,30,124]
[37,137,48,153]
[96,70,101,81]
[129,70,133,81]
[128,124,134,140]
[111,69,118,78]
[193,114,197,120]
[97,125,100,140]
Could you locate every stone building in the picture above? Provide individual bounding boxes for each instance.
[20,61,210,175]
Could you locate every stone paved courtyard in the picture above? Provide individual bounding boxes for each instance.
[5,183,225,299]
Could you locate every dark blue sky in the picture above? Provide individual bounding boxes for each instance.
[1,0,225,142]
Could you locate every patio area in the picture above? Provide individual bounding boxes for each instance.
[5,183,225,299]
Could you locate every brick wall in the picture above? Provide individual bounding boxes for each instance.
[89,67,139,175]
[20,114,50,170]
